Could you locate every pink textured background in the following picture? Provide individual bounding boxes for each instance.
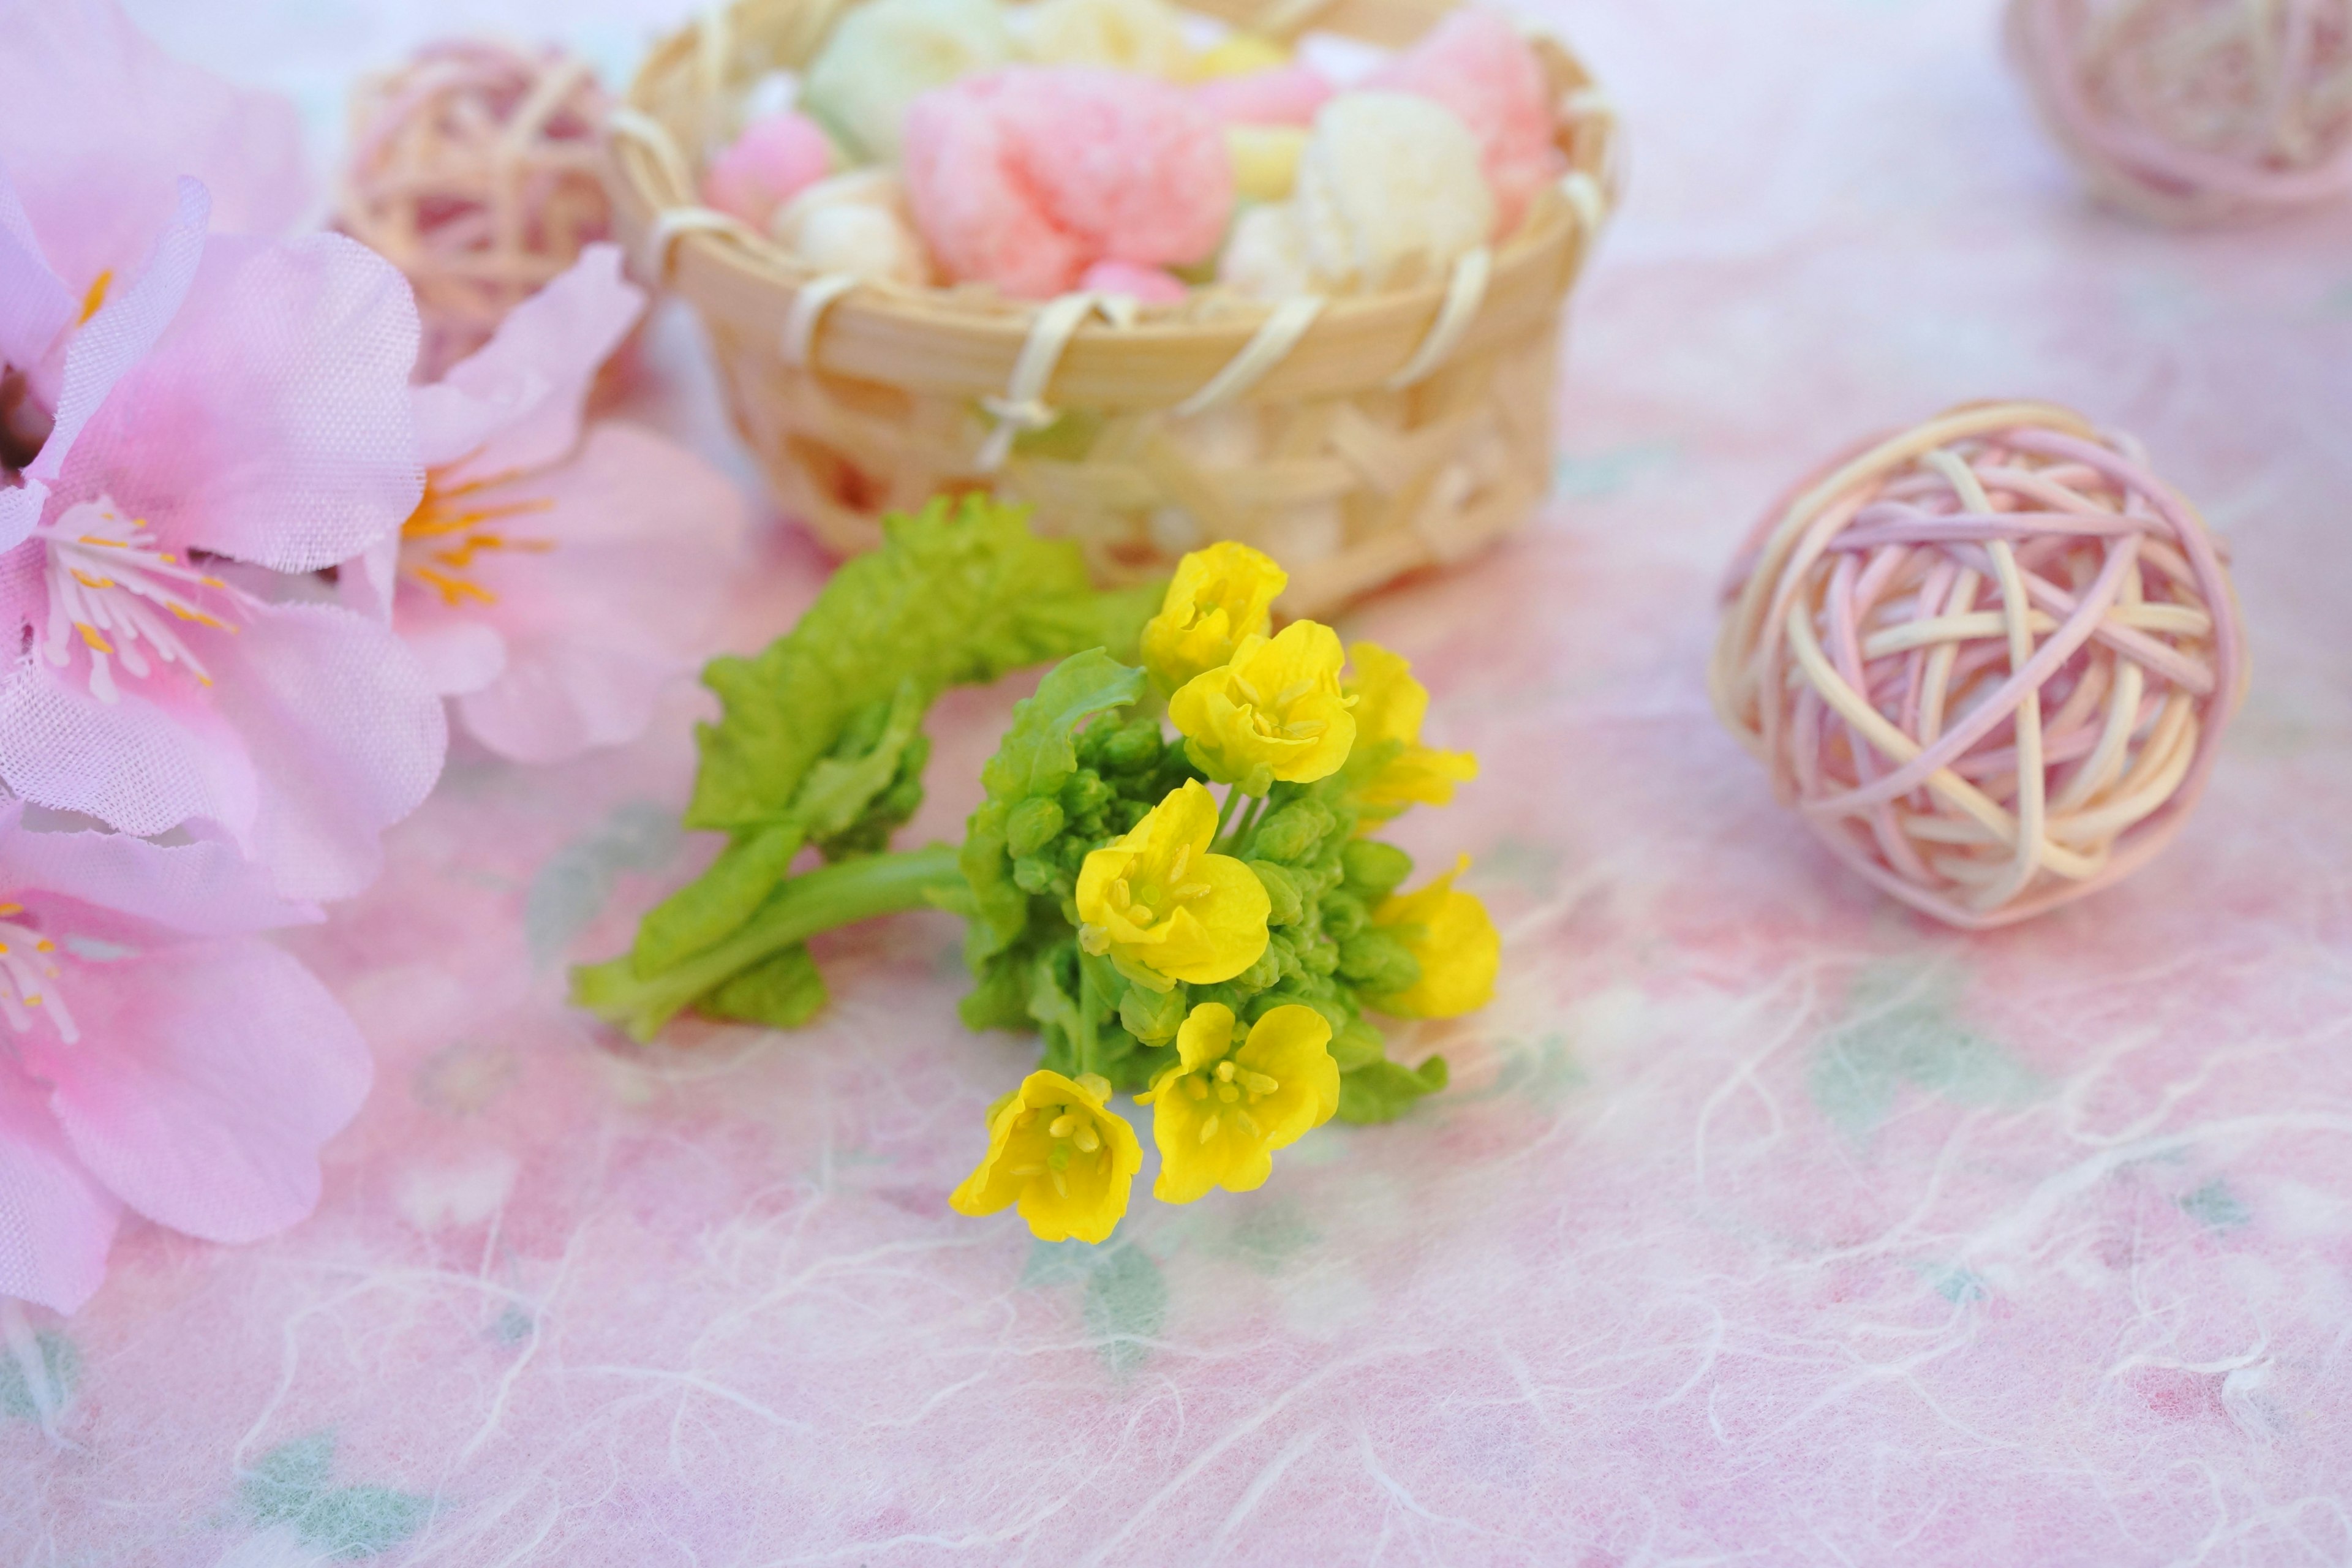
[11,0,2352,1562]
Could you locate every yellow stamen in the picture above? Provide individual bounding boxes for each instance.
[77,270,113,324]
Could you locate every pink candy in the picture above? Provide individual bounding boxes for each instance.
[1366,9,1561,235]
[902,66,1232,298]
[1192,64,1333,129]
[1079,258,1189,303]
[701,111,834,230]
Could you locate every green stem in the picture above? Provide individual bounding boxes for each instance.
[1213,783,1243,840]
[1221,792,1268,856]
[1076,951,1104,1080]
[573,843,965,1042]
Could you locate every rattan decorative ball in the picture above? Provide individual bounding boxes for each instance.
[1709,402,2247,930]
[337,39,616,378]
[2007,0,2352,224]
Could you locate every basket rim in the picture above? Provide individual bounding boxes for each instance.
[603,0,1623,408]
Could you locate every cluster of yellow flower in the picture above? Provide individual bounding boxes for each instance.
[951,542,1500,1243]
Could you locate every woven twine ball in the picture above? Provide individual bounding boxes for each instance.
[1708,402,2247,930]
[2007,0,2352,223]
[337,39,616,378]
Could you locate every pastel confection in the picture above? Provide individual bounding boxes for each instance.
[1023,0,1193,77]
[802,0,1017,162]
[702,111,835,229]
[1365,7,1561,235]
[771,169,932,284]
[902,66,1234,298]
[1193,64,1333,127]
[1227,124,1306,202]
[1184,32,1292,81]
[1079,257,1190,303]
[1219,91,1494,298]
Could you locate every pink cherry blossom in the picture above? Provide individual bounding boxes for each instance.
[0,804,371,1314]
[0,168,445,902]
[347,244,748,765]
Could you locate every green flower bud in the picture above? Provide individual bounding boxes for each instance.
[1248,860,1305,926]
[1341,839,1414,899]
[1321,891,1369,940]
[1012,854,1061,895]
[1338,929,1420,994]
[1061,769,1115,816]
[1100,718,1166,775]
[1251,801,1333,862]
[1006,796,1065,858]
[1119,982,1188,1044]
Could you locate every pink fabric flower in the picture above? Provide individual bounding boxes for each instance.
[1365,9,1562,236]
[0,0,307,497]
[0,170,445,902]
[346,244,748,764]
[902,67,1233,298]
[0,804,371,1314]
[703,112,836,232]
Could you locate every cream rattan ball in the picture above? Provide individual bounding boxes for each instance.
[2007,0,2352,224]
[1709,402,2247,930]
[337,39,617,378]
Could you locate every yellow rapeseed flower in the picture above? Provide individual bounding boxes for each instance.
[1168,621,1355,788]
[1076,780,1270,987]
[1140,541,1286,693]
[949,1070,1142,1243]
[1364,856,1499,1018]
[1137,1003,1338,1203]
[1345,641,1477,815]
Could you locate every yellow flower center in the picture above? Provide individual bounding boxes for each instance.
[1178,1055,1283,1144]
[1079,842,1216,955]
[1004,1098,1117,1197]
[0,902,78,1045]
[400,467,555,608]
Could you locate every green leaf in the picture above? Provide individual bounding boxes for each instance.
[961,649,1147,966]
[631,823,806,974]
[699,943,828,1028]
[1335,1055,1449,1124]
[792,677,928,842]
[688,495,1109,835]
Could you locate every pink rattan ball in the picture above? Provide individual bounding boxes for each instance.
[1709,402,2247,930]
[337,39,615,378]
[2007,0,2352,224]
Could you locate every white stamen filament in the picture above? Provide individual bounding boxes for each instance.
[0,911,78,1045]
[36,499,243,704]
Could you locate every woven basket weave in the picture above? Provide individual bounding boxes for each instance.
[605,0,1621,614]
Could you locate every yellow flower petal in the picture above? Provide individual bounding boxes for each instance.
[1169,621,1355,786]
[1075,781,1270,986]
[1140,541,1286,693]
[1147,1003,1335,1204]
[950,1069,1140,1244]
[1365,856,1499,1019]
[1345,641,1477,813]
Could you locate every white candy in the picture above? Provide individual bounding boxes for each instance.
[1021,0,1192,75]
[1219,91,1494,298]
[802,0,1017,162]
[771,170,933,285]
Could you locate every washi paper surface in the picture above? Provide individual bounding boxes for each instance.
[11,0,2352,1561]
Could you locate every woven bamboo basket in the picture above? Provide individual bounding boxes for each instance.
[604,0,1621,614]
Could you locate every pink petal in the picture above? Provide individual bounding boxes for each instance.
[0,597,445,903]
[26,938,371,1245]
[405,619,508,699]
[0,638,262,845]
[416,243,643,480]
[0,172,74,382]
[205,599,448,903]
[0,0,308,288]
[0,1058,121,1314]
[413,422,745,763]
[0,178,207,549]
[56,232,422,574]
[0,800,317,937]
